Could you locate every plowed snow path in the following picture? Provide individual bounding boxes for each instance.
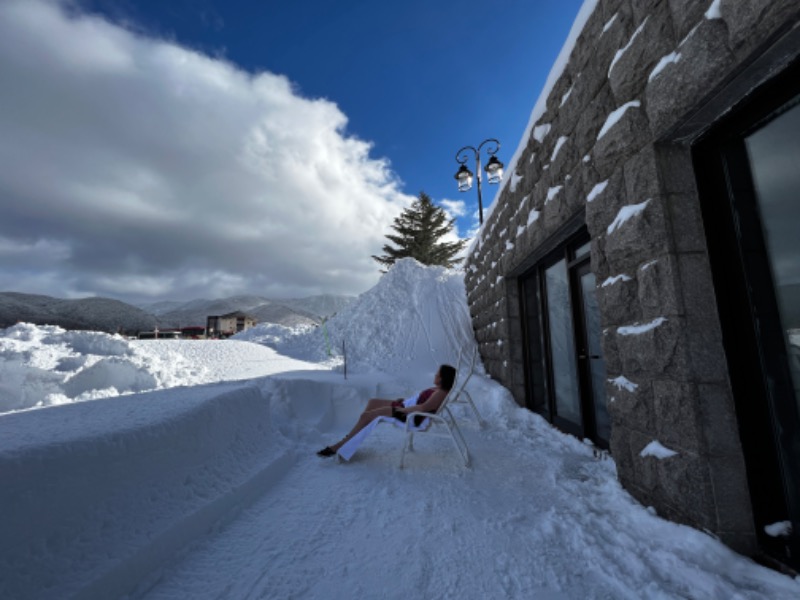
[131,416,797,600]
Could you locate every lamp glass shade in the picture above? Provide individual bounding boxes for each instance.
[455,165,473,192]
[485,156,504,184]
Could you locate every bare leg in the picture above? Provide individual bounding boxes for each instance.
[329,399,395,452]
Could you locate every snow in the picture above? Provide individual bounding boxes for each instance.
[509,171,524,193]
[597,100,642,140]
[609,375,638,392]
[705,0,723,20]
[640,440,678,460]
[533,123,552,143]
[618,317,667,336]
[528,209,541,226]
[608,17,650,76]
[546,185,563,203]
[607,198,651,234]
[560,85,573,107]
[649,51,682,82]
[2,268,800,599]
[551,135,568,162]
[602,13,618,34]
[601,274,633,288]
[587,179,609,202]
[765,521,793,538]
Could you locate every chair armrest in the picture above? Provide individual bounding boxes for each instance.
[402,411,444,431]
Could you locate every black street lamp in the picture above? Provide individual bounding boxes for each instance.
[454,138,504,225]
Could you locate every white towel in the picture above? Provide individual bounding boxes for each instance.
[337,395,430,461]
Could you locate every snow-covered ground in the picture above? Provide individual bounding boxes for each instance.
[1,259,799,599]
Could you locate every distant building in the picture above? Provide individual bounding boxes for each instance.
[180,326,206,339]
[465,1,800,571]
[206,312,257,338]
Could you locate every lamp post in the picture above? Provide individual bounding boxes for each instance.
[454,138,504,225]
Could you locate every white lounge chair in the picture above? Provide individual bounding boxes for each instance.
[447,346,485,428]
[397,371,471,468]
[335,360,473,468]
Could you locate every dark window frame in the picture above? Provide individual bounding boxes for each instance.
[519,227,602,443]
[692,55,800,569]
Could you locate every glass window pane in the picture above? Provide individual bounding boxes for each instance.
[574,241,591,260]
[545,259,581,423]
[581,270,610,442]
[746,95,800,410]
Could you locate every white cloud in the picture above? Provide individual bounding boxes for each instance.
[0,0,414,303]
[439,198,467,219]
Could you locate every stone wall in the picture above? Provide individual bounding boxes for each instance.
[464,0,800,554]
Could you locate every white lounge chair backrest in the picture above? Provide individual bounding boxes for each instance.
[447,346,485,427]
[398,350,472,468]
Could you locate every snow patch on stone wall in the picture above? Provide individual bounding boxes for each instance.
[618,317,667,336]
[640,440,678,459]
[598,100,641,140]
[607,199,650,234]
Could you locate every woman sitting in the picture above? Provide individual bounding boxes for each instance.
[317,364,456,458]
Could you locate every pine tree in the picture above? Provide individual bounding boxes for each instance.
[372,191,467,271]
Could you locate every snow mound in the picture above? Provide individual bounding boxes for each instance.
[252,258,482,390]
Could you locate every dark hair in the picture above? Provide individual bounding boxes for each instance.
[439,364,457,390]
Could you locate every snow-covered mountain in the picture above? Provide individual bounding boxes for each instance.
[151,294,355,329]
[0,292,357,334]
[0,292,157,334]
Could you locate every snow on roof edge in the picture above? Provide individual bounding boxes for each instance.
[468,0,600,257]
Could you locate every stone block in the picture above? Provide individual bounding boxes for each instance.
[637,253,684,318]
[655,452,717,530]
[697,383,743,457]
[645,19,735,138]
[586,167,625,242]
[600,0,627,23]
[665,192,708,253]
[652,379,704,453]
[607,374,654,433]
[609,424,637,490]
[667,0,708,41]
[595,1,636,73]
[590,234,612,288]
[597,272,641,325]
[603,194,671,274]
[656,144,699,195]
[615,315,691,377]
[541,187,578,237]
[628,427,664,493]
[707,455,754,533]
[592,101,651,180]
[608,9,676,104]
[678,254,729,381]
[600,326,621,374]
[548,134,578,183]
[623,145,662,205]
[676,253,719,322]
[573,83,616,161]
[721,0,800,57]
[630,0,664,25]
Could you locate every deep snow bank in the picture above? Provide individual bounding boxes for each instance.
[239,258,481,390]
[0,323,323,414]
[0,382,289,600]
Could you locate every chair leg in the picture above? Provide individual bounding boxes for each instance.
[461,390,486,428]
[443,409,470,467]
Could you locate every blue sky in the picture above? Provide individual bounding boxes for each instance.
[0,0,584,303]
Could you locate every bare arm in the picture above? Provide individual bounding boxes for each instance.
[400,388,448,414]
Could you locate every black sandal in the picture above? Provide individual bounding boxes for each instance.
[316,446,336,457]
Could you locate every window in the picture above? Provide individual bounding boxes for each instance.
[693,57,800,569]
[520,229,610,447]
